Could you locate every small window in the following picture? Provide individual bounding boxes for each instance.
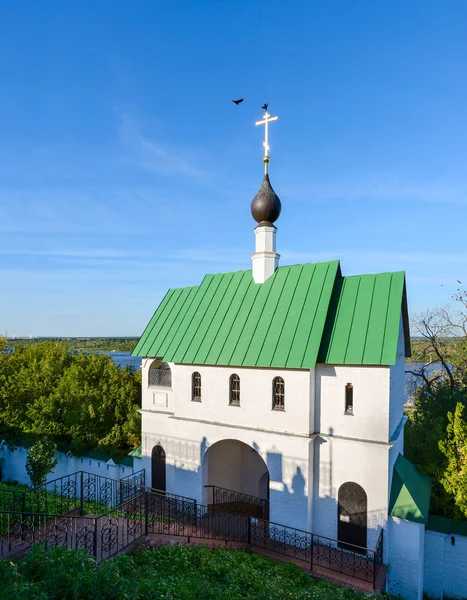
[192,371,202,402]
[272,376,285,410]
[345,383,353,414]
[229,374,240,405]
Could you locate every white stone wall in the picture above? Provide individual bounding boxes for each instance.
[312,435,389,551]
[424,529,467,599]
[387,517,425,600]
[168,363,314,436]
[142,362,313,436]
[315,364,390,443]
[142,410,312,531]
[0,445,141,486]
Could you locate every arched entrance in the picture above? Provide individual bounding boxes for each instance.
[202,440,269,518]
[151,445,166,492]
[338,482,367,551]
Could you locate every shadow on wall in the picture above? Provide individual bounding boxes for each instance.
[313,428,387,554]
[146,433,385,549]
[146,433,310,530]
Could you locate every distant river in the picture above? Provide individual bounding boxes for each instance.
[109,353,434,403]
[103,351,142,370]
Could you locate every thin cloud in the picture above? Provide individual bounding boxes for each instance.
[118,113,203,178]
[169,247,248,264]
[284,176,467,206]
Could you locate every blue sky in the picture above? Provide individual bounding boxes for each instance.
[1,0,466,337]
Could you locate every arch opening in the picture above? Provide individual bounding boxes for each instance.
[148,359,172,388]
[338,481,367,552]
[202,439,269,518]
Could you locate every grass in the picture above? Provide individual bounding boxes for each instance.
[0,544,396,600]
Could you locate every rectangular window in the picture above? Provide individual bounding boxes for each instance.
[345,383,353,414]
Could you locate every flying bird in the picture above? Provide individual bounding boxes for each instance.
[232,99,244,105]
[457,280,462,284]
[261,103,268,111]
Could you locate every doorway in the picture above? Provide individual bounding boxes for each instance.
[151,444,166,492]
[337,482,367,551]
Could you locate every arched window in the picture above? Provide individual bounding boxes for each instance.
[192,371,202,402]
[229,374,240,405]
[148,359,172,387]
[272,376,285,410]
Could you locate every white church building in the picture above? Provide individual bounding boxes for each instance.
[132,111,411,560]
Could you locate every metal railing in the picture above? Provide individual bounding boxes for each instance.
[0,470,146,519]
[205,485,269,520]
[0,495,148,562]
[0,476,384,588]
[248,518,383,588]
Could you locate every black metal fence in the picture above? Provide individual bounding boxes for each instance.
[0,470,146,527]
[0,470,147,561]
[205,485,269,520]
[0,474,384,588]
[248,518,384,588]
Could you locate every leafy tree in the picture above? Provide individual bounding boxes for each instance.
[25,439,58,488]
[439,403,467,519]
[405,286,467,518]
[0,340,141,455]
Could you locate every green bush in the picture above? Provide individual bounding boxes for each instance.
[0,544,396,600]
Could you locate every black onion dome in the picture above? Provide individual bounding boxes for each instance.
[250,174,281,226]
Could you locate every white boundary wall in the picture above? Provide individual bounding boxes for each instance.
[0,445,142,486]
[424,529,467,599]
[387,517,425,600]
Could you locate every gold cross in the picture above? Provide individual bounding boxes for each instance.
[255,111,278,174]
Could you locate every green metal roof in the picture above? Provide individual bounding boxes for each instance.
[128,444,142,459]
[133,261,410,368]
[80,448,134,467]
[132,261,339,369]
[426,515,467,536]
[317,271,410,365]
[389,454,432,524]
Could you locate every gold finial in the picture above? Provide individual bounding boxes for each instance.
[255,111,278,174]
